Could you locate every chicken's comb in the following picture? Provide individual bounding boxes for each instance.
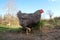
[39,9,44,14]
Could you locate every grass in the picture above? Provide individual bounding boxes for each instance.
[0,27,7,32]
[0,19,60,33]
[0,24,22,33]
[0,27,22,33]
[0,20,45,33]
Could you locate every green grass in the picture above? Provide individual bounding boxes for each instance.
[0,27,22,33]
[0,27,7,32]
[0,24,22,33]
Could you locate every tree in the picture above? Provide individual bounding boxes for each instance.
[0,15,3,24]
[47,10,53,19]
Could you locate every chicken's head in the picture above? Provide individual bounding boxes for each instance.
[39,9,44,14]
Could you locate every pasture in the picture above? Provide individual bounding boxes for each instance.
[0,18,60,40]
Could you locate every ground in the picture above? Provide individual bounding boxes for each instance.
[0,26,60,40]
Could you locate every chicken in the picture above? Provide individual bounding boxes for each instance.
[17,9,44,34]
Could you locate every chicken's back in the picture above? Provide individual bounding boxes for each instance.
[17,10,41,28]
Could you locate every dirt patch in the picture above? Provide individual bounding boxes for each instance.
[0,27,60,40]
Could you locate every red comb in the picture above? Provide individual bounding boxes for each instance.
[39,9,44,14]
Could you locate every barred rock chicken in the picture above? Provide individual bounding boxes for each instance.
[17,9,44,34]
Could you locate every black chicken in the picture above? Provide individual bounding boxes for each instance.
[17,9,44,34]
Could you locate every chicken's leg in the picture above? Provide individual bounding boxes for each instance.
[26,27,31,35]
